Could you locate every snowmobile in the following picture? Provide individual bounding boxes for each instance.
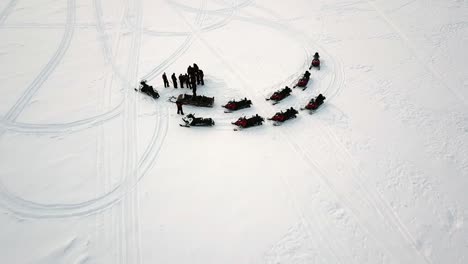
[294,71,311,90]
[310,58,320,70]
[266,86,292,105]
[309,52,320,70]
[180,113,215,127]
[135,80,160,99]
[168,94,214,107]
[222,98,252,113]
[301,94,326,112]
[268,107,298,126]
[232,114,264,130]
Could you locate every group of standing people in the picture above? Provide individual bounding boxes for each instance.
[162,63,205,97]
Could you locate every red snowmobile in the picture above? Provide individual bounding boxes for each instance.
[266,86,292,105]
[268,107,299,126]
[222,98,252,113]
[294,71,311,90]
[309,52,320,70]
[301,94,326,111]
[232,114,265,130]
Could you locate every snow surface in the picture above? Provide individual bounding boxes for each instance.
[0,0,467,263]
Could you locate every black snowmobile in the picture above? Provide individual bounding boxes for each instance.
[168,94,214,107]
[180,113,215,127]
[136,80,160,99]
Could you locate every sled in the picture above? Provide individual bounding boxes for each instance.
[168,94,214,107]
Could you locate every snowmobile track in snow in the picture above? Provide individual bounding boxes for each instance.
[0,0,77,134]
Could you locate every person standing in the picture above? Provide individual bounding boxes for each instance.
[176,94,184,115]
[198,69,204,85]
[162,72,169,88]
[179,74,184,88]
[187,65,194,76]
[185,73,191,89]
[190,74,197,92]
[171,73,178,88]
[192,83,197,97]
[193,63,200,84]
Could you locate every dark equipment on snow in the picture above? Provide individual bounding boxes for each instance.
[180,113,215,127]
[136,80,159,99]
[302,94,326,111]
[223,98,252,112]
[232,114,264,129]
[268,107,298,123]
[266,86,292,104]
[168,94,214,107]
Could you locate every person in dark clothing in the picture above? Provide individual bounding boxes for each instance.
[198,69,204,85]
[179,74,184,88]
[190,74,197,90]
[171,73,178,88]
[185,74,191,89]
[314,52,320,60]
[187,65,194,76]
[192,84,197,97]
[304,70,311,80]
[162,72,169,87]
[316,94,326,104]
[176,94,184,115]
[193,63,200,84]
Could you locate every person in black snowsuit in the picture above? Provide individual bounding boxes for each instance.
[139,80,159,99]
[304,70,311,80]
[192,83,197,97]
[162,72,169,88]
[316,94,325,105]
[171,73,178,88]
[176,94,184,115]
[184,73,191,89]
[179,74,184,88]
[198,69,204,85]
[190,74,197,90]
[187,65,194,76]
[314,52,320,60]
[192,76,197,97]
[193,63,200,84]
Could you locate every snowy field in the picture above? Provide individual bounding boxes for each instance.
[0,0,467,263]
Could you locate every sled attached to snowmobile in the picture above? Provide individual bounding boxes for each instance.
[268,107,298,125]
[232,114,264,130]
[266,87,292,104]
[301,94,326,111]
[180,113,215,127]
[168,94,214,107]
[223,98,252,112]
